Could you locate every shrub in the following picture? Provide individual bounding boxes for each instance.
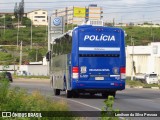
[101,96,120,120]
[0,80,75,120]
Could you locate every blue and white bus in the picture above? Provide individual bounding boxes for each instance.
[49,25,126,98]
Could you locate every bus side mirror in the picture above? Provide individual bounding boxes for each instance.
[46,51,51,61]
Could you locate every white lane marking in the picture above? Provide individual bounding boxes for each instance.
[51,95,126,120]
[52,95,101,111]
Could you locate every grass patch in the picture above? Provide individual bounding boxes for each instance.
[13,75,49,79]
[126,80,160,88]
[126,80,144,86]
[0,79,76,120]
[143,84,160,88]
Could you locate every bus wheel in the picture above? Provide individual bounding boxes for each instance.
[66,90,72,98]
[109,91,116,98]
[54,89,60,96]
[90,93,95,96]
[102,93,108,98]
[72,91,79,98]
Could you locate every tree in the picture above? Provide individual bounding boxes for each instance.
[13,0,24,20]
[22,17,31,26]
[19,0,24,21]
[14,3,18,18]
[28,49,43,62]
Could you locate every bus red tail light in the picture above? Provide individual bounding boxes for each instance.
[72,67,79,79]
[120,67,126,79]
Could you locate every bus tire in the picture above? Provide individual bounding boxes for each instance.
[54,89,60,96]
[102,93,108,98]
[72,91,79,98]
[90,93,95,96]
[109,91,116,98]
[66,90,72,98]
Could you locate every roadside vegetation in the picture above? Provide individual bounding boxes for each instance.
[123,26,160,45]
[126,79,160,88]
[101,96,120,120]
[0,79,76,120]
[13,75,49,79]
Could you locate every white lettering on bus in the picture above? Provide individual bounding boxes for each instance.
[89,69,110,71]
[84,34,115,41]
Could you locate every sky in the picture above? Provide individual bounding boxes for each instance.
[0,0,160,24]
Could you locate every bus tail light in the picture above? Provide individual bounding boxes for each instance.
[72,67,79,79]
[120,67,126,79]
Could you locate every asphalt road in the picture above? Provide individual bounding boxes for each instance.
[10,79,160,120]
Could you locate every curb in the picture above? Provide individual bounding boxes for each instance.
[126,85,160,89]
[151,87,160,89]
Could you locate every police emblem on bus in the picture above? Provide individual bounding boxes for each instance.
[113,67,119,74]
[81,66,87,73]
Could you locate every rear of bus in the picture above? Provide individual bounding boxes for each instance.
[71,25,126,95]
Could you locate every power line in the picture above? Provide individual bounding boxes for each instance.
[0,1,97,4]
[1,5,160,10]
[103,9,160,14]
[101,5,160,9]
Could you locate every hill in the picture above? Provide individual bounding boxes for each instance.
[0,23,160,65]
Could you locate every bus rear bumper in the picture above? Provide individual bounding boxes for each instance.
[72,80,125,91]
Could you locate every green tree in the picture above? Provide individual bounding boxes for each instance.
[5,15,13,28]
[14,2,18,18]
[28,49,43,62]
[22,17,31,26]
[19,0,24,21]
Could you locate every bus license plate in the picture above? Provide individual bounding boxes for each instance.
[95,77,104,80]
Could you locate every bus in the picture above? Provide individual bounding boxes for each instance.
[48,25,126,98]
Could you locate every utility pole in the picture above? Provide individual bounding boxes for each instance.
[3,14,5,36]
[131,36,134,80]
[19,41,22,65]
[151,21,153,36]
[17,15,19,48]
[121,16,122,27]
[30,18,33,49]
[13,50,16,75]
[113,18,115,27]
[48,17,50,51]
[142,15,144,25]
[36,43,38,62]
[45,24,48,41]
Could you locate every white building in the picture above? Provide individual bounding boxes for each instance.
[126,42,160,77]
[27,9,48,26]
[53,4,103,25]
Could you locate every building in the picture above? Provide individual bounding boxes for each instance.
[126,42,160,77]
[52,4,103,25]
[87,4,103,21]
[27,9,48,26]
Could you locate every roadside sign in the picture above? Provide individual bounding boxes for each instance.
[50,16,64,33]
[48,16,65,49]
[74,7,86,18]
